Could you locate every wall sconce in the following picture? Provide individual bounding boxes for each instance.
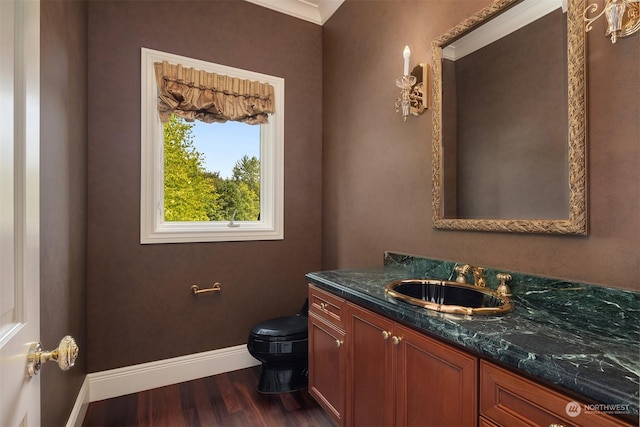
[584,0,640,43]
[395,46,429,122]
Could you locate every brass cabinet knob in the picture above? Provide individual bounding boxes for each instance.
[27,335,78,377]
[335,339,343,348]
[382,331,391,340]
[392,336,403,345]
[320,302,328,311]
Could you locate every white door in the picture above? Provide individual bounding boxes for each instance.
[0,0,42,425]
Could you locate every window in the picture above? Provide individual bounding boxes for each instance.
[141,48,284,243]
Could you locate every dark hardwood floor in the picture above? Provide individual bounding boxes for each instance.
[82,366,336,427]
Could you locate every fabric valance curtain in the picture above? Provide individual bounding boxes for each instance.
[154,61,275,125]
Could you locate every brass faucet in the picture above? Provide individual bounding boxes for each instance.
[454,264,487,287]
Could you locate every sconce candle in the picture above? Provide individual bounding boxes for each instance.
[395,45,429,121]
[403,46,410,75]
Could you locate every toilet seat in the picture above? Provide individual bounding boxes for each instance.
[249,315,308,341]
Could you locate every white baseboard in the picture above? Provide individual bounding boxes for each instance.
[66,345,260,425]
[85,344,260,403]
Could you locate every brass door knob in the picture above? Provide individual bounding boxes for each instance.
[382,331,391,340]
[27,335,78,377]
[335,339,344,348]
[392,336,403,345]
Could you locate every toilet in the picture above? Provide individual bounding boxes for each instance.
[247,300,309,393]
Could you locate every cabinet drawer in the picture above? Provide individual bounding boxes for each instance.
[480,360,632,427]
[309,284,345,329]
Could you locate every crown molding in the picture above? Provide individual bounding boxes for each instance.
[244,0,344,25]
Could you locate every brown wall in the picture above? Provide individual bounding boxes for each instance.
[40,0,88,425]
[87,1,323,372]
[322,0,639,290]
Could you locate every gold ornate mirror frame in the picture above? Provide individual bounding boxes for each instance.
[431,0,588,234]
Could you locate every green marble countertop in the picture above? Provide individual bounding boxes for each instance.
[306,253,640,420]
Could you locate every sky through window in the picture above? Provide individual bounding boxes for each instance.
[190,120,260,179]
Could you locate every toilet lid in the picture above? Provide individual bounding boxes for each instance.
[250,315,308,339]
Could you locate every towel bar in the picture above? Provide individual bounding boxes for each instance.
[190,282,222,295]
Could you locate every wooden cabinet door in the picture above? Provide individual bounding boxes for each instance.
[309,312,346,425]
[394,325,478,427]
[346,303,395,427]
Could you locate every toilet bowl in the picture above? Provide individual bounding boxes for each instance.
[247,300,308,393]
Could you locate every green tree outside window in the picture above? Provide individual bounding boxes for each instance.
[163,115,260,222]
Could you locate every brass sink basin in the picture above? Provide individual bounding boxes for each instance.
[385,279,513,316]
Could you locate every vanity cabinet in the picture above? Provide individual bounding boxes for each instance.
[308,285,347,425]
[308,284,634,427]
[347,302,478,427]
[480,360,631,427]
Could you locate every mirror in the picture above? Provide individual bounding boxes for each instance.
[432,0,587,234]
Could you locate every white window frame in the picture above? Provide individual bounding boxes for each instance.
[140,48,284,244]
